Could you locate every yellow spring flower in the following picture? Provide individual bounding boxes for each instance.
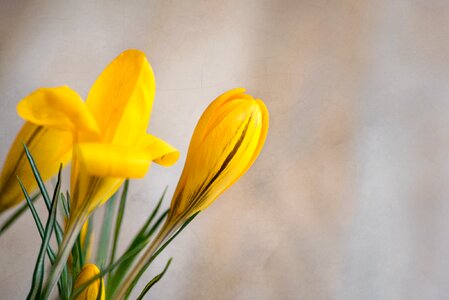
[74,264,105,300]
[114,88,269,299]
[1,50,179,219]
[166,87,269,227]
[10,50,179,298]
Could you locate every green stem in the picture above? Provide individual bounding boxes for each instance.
[112,225,169,300]
[112,212,199,299]
[40,215,85,300]
[110,180,129,265]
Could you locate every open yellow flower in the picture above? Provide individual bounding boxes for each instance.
[11,50,179,298]
[3,50,178,219]
[74,264,105,300]
[114,88,269,299]
[166,87,268,227]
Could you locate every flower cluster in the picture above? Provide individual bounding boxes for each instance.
[0,50,268,299]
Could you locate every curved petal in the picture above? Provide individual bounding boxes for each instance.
[74,137,179,177]
[192,88,246,144]
[139,134,180,167]
[69,135,178,217]
[17,86,99,134]
[0,122,72,212]
[86,50,155,146]
[231,99,269,185]
[187,100,263,210]
[74,143,152,178]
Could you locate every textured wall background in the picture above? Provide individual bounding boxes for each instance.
[0,0,448,299]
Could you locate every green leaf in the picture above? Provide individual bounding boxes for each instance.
[42,187,105,299]
[136,258,172,300]
[60,193,70,218]
[106,189,167,298]
[17,178,56,262]
[18,177,67,299]
[41,214,86,300]
[106,210,168,298]
[123,212,200,298]
[74,205,199,299]
[22,144,71,299]
[96,192,118,268]
[22,144,51,209]
[136,187,167,239]
[26,164,62,300]
[66,191,71,212]
[0,192,39,235]
[23,143,64,245]
[109,179,129,266]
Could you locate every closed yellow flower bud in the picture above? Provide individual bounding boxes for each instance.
[74,264,105,300]
[167,88,269,225]
[113,89,269,299]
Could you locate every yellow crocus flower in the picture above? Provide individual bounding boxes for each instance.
[74,264,105,300]
[166,87,269,227]
[1,50,178,219]
[9,50,179,298]
[114,88,269,299]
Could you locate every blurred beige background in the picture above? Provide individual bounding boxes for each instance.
[1,0,449,299]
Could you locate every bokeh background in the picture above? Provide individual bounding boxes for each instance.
[1,0,449,299]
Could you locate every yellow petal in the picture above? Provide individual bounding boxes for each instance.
[68,50,163,221]
[74,143,153,178]
[168,90,268,223]
[74,264,105,300]
[0,122,72,212]
[69,136,178,218]
[86,49,155,146]
[68,143,139,218]
[192,88,246,143]
[17,86,100,134]
[230,99,269,186]
[139,134,180,167]
[74,136,179,178]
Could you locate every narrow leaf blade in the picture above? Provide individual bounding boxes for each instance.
[106,188,167,298]
[136,258,172,300]
[96,192,117,268]
[23,144,64,245]
[124,212,200,297]
[109,179,129,265]
[26,164,62,299]
[17,178,55,262]
[0,193,39,235]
